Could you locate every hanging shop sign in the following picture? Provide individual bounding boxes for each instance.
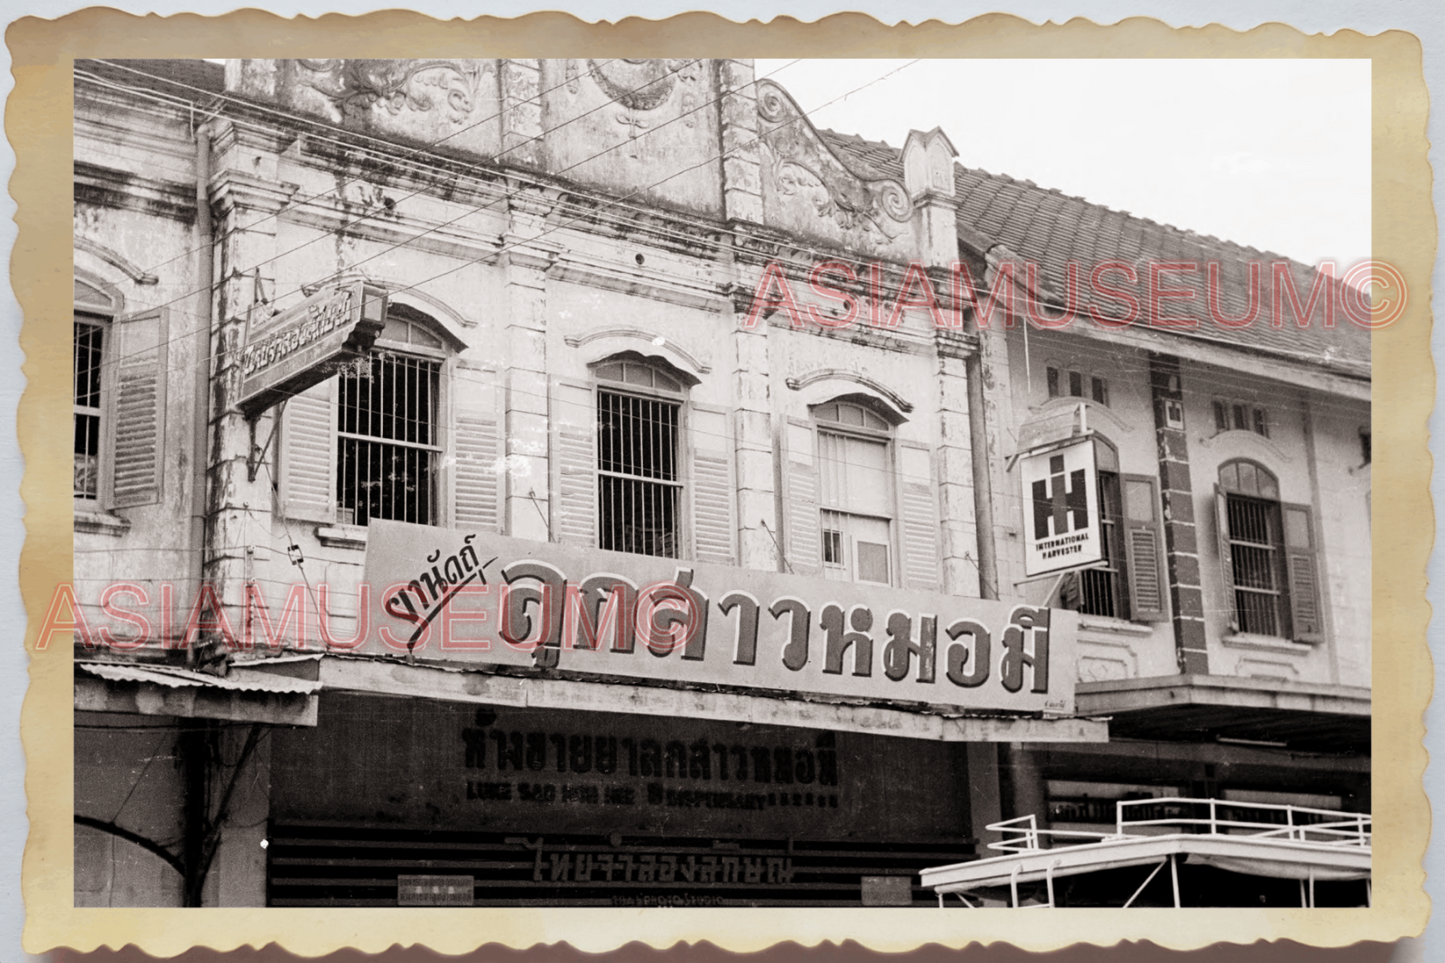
[1020,437,1103,577]
[361,520,1076,715]
[238,280,388,416]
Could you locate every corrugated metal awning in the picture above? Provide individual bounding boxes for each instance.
[77,662,322,694]
[76,661,320,726]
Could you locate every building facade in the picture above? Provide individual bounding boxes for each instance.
[72,58,1368,909]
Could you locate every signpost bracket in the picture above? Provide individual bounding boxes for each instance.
[247,402,283,484]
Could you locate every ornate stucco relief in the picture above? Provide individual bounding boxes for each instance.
[569,59,706,157]
[295,59,492,125]
[755,79,912,241]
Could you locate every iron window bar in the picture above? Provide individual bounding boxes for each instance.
[597,387,682,559]
[337,351,441,527]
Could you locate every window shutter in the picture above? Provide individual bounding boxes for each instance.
[551,379,597,545]
[451,362,502,532]
[1282,502,1324,643]
[1214,484,1236,632]
[1121,474,1167,621]
[277,378,337,524]
[898,441,940,592]
[689,403,735,565]
[784,418,820,577]
[106,308,168,509]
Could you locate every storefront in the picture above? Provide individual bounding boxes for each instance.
[267,697,978,907]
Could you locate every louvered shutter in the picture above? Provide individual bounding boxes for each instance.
[689,403,735,565]
[277,379,337,524]
[784,418,820,577]
[552,379,597,545]
[1282,502,1324,643]
[451,362,502,532]
[1121,474,1167,621]
[1214,485,1236,632]
[106,308,168,509]
[897,441,940,592]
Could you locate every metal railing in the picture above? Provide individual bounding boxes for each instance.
[986,797,1371,854]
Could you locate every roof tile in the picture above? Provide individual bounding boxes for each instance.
[817,130,1367,371]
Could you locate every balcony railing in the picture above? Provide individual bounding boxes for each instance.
[987,797,1371,855]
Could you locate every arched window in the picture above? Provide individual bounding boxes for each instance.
[814,398,896,585]
[1059,439,1122,616]
[595,357,686,558]
[1042,436,1166,623]
[278,301,501,533]
[1216,459,1321,641]
[336,307,447,526]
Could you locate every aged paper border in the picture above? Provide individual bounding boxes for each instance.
[11,9,1433,956]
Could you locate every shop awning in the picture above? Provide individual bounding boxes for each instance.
[75,661,320,726]
[1075,675,1370,753]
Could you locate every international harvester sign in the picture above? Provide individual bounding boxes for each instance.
[238,280,388,416]
[1020,438,1103,577]
[362,520,1076,715]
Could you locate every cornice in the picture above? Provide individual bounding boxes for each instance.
[208,169,299,216]
[551,254,730,315]
[74,160,196,225]
[283,205,504,265]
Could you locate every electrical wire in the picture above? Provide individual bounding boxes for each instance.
[73,72,1370,418]
[75,58,797,346]
[83,58,670,280]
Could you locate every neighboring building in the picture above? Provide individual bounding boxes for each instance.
[72,59,1367,910]
[826,131,1372,905]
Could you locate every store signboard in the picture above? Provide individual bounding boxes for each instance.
[361,521,1076,715]
[238,280,388,416]
[1020,438,1103,577]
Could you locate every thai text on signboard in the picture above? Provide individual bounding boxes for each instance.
[238,280,387,416]
[362,521,1075,714]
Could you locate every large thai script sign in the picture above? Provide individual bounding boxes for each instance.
[238,280,388,416]
[1020,438,1103,577]
[362,520,1075,714]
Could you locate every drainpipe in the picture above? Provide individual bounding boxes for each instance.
[191,124,214,642]
[966,346,998,600]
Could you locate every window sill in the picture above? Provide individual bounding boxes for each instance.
[1221,632,1315,654]
[317,525,368,551]
[1078,617,1155,638]
[75,509,130,537]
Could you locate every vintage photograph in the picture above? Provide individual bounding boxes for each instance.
[68,55,1375,912]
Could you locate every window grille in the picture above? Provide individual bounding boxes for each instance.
[1073,472,1124,617]
[1219,461,1286,636]
[337,352,440,526]
[74,318,104,500]
[597,388,681,558]
[1226,495,1284,635]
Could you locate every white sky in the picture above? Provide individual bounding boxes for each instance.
[756,59,1371,268]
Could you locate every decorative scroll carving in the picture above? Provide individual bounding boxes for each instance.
[296,59,490,125]
[755,79,912,240]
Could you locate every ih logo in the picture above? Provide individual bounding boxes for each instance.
[1031,454,1090,540]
